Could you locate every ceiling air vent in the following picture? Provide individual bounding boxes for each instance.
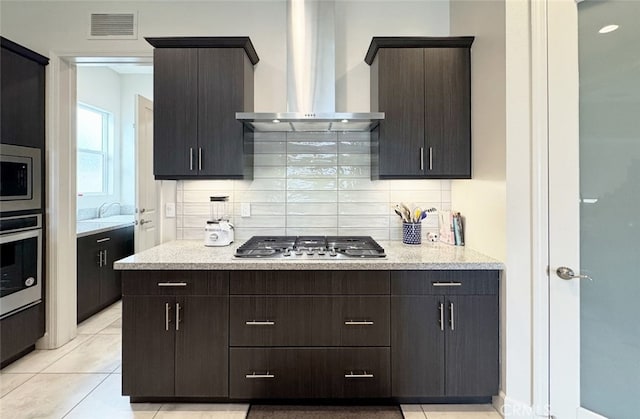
[88,12,138,40]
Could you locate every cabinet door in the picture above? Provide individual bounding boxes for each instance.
[197,48,248,177]
[153,48,198,178]
[376,48,425,178]
[76,235,101,323]
[391,295,445,397]
[175,296,229,397]
[445,295,499,396]
[122,296,175,397]
[424,48,471,178]
[100,226,134,306]
[1,47,45,149]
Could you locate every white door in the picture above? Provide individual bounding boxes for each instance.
[135,94,159,252]
[548,1,640,418]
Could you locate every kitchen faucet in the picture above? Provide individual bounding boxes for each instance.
[97,202,121,218]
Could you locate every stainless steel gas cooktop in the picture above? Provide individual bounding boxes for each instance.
[234,236,386,259]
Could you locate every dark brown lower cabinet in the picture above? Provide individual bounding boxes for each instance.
[230,348,390,399]
[391,271,499,399]
[122,295,229,397]
[77,226,134,323]
[121,271,229,398]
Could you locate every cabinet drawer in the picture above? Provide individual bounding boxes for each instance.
[122,271,229,295]
[391,270,498,295]
[230,271,389,295]
[230,296,389,347]
[230,347,390,399]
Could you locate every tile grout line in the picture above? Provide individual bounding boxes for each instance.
[59,373,111,419]
[0,372,38,400]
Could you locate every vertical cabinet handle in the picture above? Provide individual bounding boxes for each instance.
[189,148,194,171]
[103,249,107,267]
[438,302,444,331]
[449,302,455,331]
[175,303,181,331]
[420,147,424,171]
[429,147,433,170]
[198,148,202,171]
[165,303,172,331]
[97,250,102,267]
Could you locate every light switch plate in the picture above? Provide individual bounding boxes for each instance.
[241,203,251,217]
[165,202,176,218]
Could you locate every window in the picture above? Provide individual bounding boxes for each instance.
[77,104,113,195]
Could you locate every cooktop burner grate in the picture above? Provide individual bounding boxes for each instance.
[234,236,386,259]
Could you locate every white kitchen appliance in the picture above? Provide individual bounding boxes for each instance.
[204,196,234,247]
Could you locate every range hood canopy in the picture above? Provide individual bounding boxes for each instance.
[237,0,383,133]
[236,112,383,132]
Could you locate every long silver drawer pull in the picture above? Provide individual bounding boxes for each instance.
[245,320,275,326]
[189,148,194,170]
[344,320,374,325]
[439,302,444,331]
[345,371,374,378]
[198,148,202,171]
[432,282,462,287]
[246,372,275,379]
[420,147,424,170]
[176,303,181,331]
[98,250,103,267]
[449,302,455,331]
[429,147,433,170]
[96,237,111,243]
[165,303,171,331]
[157,282,188,287]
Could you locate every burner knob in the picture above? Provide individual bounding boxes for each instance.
[329,248,337,257]
[295,248,304,256]
[317,248,326,255]
[283,249,291,257]
[306,248,315,256]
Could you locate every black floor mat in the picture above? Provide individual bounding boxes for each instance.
[247,404,404,419]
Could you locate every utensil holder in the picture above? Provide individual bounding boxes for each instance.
[402,222,422,245]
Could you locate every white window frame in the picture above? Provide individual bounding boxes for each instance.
[76,102,113,196]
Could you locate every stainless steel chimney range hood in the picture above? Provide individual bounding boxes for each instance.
[236,0,383,133]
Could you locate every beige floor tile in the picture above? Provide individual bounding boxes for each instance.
[156,403,249,418]
[64,374,161,419]
[422,404,501,419]
[0,334,92,373]
[42,334,121,373]
[0,373,35,397]
[77,303,122,335]
[97,318,122,335]
[0,373,107,418]
[402,404,427,418]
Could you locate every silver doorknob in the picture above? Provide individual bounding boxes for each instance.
[556,266,593,281]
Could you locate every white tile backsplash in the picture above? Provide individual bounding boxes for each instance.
[176,132,451,241]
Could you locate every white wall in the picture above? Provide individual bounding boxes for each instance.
[76,66,122,213]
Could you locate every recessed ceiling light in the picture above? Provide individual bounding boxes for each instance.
[341,119,349,123]
[272,119,280,123]
[599,24,619,34]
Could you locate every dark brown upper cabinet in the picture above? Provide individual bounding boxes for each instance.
[1,37,48,150]
[146,37,259,180]
[366,37,474,179]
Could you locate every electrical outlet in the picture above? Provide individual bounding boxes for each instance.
[241,203,251,217]
[427,232,439,242]
[165,202,176,218]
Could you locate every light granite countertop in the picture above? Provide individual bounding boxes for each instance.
[114,240,503,271]
[77,215,135,237]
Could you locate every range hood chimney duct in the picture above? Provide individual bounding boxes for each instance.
[237,0,383,132]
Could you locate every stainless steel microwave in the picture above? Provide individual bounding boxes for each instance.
[0,144,42,213]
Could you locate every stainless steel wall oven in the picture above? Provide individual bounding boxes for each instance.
[0,144,42,213]
[0,214,42,318]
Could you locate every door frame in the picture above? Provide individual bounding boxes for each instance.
[40,51,151,349]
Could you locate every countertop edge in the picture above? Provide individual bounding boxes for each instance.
[77,221,134,238]
[114,262,504,271]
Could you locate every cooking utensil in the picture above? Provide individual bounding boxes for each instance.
[420,207,438,221]
[413,207,422,223]
[393,204,409,222]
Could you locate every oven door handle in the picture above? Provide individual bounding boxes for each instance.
[0,227,42,244]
